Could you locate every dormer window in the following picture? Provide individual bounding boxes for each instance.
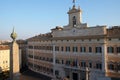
[73,16,76,27]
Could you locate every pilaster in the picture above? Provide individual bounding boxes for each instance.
[102,43,108,74]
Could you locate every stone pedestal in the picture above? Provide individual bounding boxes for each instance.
[10,41,20,80]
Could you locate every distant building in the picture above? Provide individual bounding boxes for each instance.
[0,40,11,45]
[27,2,120,80]
[17,40,27,68]
[0,45,10,73]
[0,40,22,75]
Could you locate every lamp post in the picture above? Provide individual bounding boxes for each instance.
[86,67,90,80]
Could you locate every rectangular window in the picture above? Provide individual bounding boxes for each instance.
[55,70,59,76]
[55,46,59,51]
[95,47,102,53]
[89,47,92,53]
[89,62,92,68]
[108,64,114,70]
[73,47,78,52]
[107,47,114,53]
[50,58,53,62]
[66,60,70,65]
[108,38,111,41]
[80,47,86,52]
[50,46,53,50]
[61,47,64,51]
[81,61,86,67]
[66,46,70,52]
[56,59,60,64]
[46,46,49,50]
[96,63,102,69]
[29,54,33,58]
[117,47,120,53]
[62,60,64,64]
[29,45,33,49]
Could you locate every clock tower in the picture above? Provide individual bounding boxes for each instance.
[68,0,82,27]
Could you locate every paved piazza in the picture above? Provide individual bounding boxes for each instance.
[20,69,51,80]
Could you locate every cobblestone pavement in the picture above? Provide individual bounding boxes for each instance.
[20,69,52,80]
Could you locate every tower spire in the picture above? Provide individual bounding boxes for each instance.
[13,27,15,33]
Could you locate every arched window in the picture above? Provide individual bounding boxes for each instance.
[73,16,76,27]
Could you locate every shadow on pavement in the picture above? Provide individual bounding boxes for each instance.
[20,69,52,80]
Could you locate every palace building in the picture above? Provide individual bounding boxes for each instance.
[27,2,120,80]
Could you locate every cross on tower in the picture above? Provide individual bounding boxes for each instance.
[73,0,76,5]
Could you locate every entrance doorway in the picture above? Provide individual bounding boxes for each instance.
[72,73,78,80]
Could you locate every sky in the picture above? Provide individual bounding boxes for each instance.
[0,0,120,40]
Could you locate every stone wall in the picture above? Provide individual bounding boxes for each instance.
[52,26,106,37]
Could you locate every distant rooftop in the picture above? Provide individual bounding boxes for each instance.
[107,26,120,37]
[0,45,9,50]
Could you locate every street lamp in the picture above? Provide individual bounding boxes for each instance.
[86,67,90,80]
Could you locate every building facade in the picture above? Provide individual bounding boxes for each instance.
[17,40,27,69]
[27,3,120,80]
[0,45,10,73]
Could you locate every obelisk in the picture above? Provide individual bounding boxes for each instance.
[10,28,20,80]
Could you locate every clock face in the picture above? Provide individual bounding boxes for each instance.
[73,29,76,33]
[72,28,77,35]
